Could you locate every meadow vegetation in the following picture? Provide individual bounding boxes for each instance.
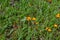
[0,0,60,40]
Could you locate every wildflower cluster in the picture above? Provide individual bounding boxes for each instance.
[45,13,60,32]
[46,27,52,32]
[26,16,36,21]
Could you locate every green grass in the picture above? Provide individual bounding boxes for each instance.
[0,0,60,40]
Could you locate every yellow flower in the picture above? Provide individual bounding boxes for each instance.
[48,28,52,32]
[26,16,31,21]
[45,27,49,30]
[32,17,36,21]
[45,27,52,32]
[53,24,58,28]
[56,13,60,18]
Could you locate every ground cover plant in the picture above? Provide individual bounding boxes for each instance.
[0,0,60,40]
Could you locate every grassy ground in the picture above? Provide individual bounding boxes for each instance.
[0,0,60,40]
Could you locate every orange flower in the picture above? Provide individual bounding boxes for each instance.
[32,17,36,21]
[26,16,31,21]
[45,27,49,30]
[56,13,60,18]
[54,24,58,28]
[45,27,52,32]
[48,28,52,32]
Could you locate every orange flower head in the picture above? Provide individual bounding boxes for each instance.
[46,27,52,32]
[48,28,52,32]
[56,13,60,18]
[54,24,58,28]
[32,17,36,21]
[26,16,31,21]
[45,27,49,30]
